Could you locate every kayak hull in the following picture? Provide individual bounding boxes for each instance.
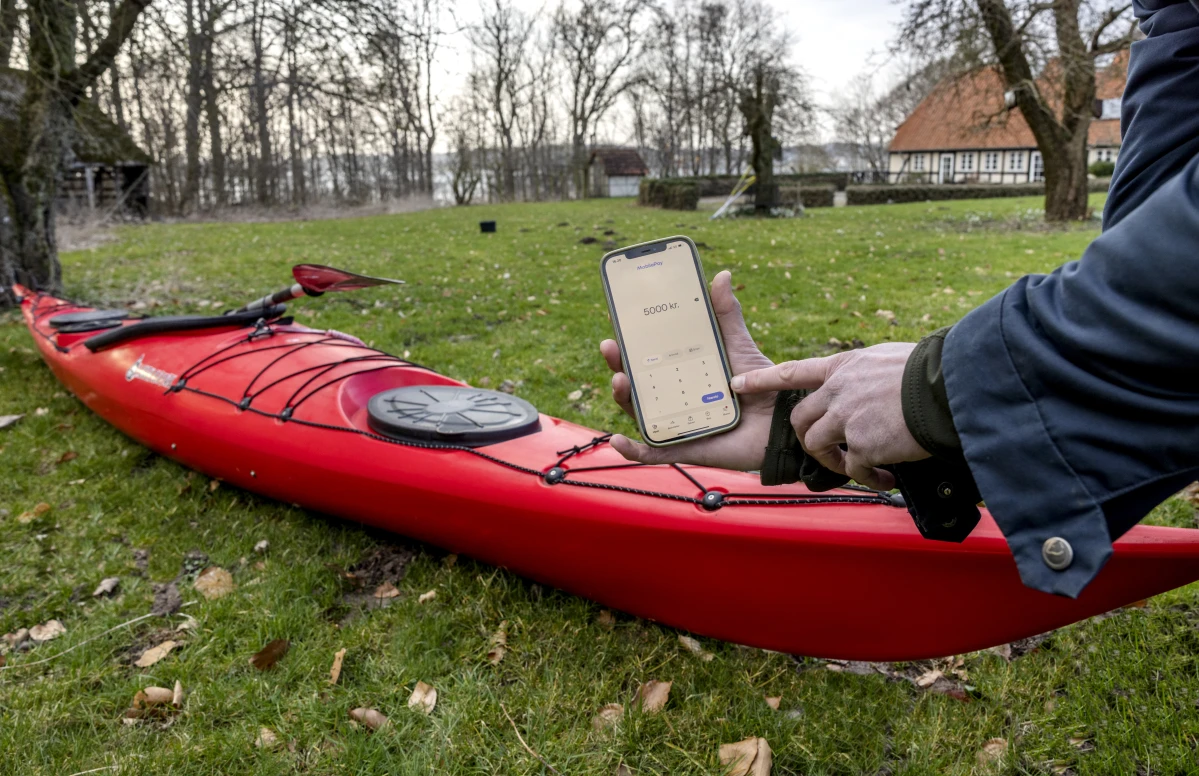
[18,288,1199,660]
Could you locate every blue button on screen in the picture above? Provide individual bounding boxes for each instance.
[702,391,724,403]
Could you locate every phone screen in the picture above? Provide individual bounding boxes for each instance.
[603,239,738,445]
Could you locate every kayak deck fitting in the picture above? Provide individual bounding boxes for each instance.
[16,286,1199,660]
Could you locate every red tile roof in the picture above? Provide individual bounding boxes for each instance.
[590,148,649,176]
[889,53,1127,153]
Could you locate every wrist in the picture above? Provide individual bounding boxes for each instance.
[901,327,963,460]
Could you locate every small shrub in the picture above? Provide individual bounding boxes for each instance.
[1089,160,1116,177]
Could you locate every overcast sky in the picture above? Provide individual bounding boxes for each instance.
[435,0,907,140]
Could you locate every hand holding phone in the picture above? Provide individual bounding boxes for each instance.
[600,267,779,470]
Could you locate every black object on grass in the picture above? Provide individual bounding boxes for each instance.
[480,220,497,233]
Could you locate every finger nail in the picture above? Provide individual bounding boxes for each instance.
[730,375,745,391]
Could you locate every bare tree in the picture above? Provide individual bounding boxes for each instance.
[896,0,1136,221]
[469,0,536,201]
[552,0,643,196]
[0,0,152,302]
[830,75,904,174]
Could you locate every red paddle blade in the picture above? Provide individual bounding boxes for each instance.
[292,264,404,293]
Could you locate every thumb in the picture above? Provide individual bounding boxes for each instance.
[730,358,831,394]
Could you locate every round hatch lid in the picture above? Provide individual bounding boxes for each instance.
[49,310,132,329]
[367,386,540,447]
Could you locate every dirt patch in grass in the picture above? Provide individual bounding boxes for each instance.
[346,542,417,589]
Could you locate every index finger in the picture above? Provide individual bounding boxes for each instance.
[730,358,832,394]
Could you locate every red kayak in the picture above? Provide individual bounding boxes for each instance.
[16,285,1199,660]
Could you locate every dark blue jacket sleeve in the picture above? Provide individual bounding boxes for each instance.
[942,0,1199,598]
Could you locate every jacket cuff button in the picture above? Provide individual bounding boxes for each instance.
[1042,537,1074,571]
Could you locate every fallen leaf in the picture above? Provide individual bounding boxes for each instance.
[615,763,633,776]
[596,610,616,629]
[408,681,437,714]
[418,589,437,604]
[29,619,66,642]
[0,414,24,430]
[637,680,671,714]
[976,738,1008,766]
[330,648,347,685]
[1069,735,1095,752]
[764,696,781,710]
[57,451,78,464]
[678,634,714,662]
[172,680,184,707]
[253,539,269,554]
[487,621,508,665]
[719,737,772,776]
[592,703,624,732]
[34,407,49,416]
[135,640,178,667]
[208,479,221,492]
[138,686,175,707]
[988,643,1012,661]
[349,707,390,731]
[874,309,896,322]
[249,639,290,670]
[255,727,280,749]
[915,668,943,688]
[18,502,51,524]
[567,389,583,401]
[373,582,400,600]
[175,615,198,632]
[443,554,458,567]
[194,566,235,599]
[4,628,29,646]
[93,577,120,597]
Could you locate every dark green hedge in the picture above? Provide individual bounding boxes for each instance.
[638,178,699,210]
[690,173,851,197]
[846,183,1047,206]
[780,184,835,208]
[845,180,1108,205]
[1089,160,1116,177]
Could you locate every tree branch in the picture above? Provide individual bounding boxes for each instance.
[71,0,153,97]
[1089,3,1132,52]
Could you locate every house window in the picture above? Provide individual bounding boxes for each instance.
[1100,98,1121,120]
[912,154,925,172]
[1096,148,1116,163]
[960,153,974,172]
[983,152,999,172]
[1008,151,1024,171]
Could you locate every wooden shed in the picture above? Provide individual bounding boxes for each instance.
[0,68,152,218]
[588,148,649,198]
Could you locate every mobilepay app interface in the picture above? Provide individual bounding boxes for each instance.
[605,241,735,443]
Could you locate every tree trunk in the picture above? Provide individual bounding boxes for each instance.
[1042,129,1090,222]
[0,0,18,67]
[200,2,226,208]
[976,0,1093,221]
[180,0,203,212]
[250,1,273,206]
[740,64,778,213]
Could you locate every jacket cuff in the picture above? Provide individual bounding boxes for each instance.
[902,327,964,460]
[760,390,850,491]
[942,292,1113,598]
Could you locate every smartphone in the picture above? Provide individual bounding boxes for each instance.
[601,236,740,447]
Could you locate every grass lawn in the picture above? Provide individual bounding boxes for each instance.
[3,194,1198,775]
